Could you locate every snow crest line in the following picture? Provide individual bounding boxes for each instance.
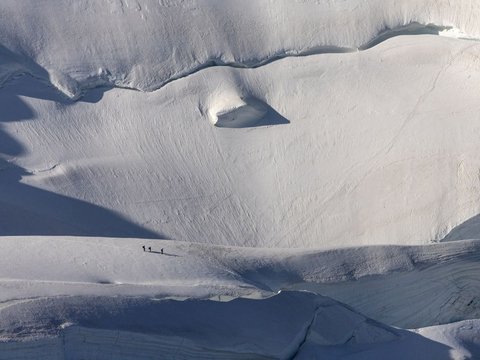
[1,22,479,100]
[154,22,480,92]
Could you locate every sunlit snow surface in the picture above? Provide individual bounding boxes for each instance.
[1,0,480,358]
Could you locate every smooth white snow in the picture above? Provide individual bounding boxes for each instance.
[1,0,480,94]
[2,35,480,247]
[2,1,480,358]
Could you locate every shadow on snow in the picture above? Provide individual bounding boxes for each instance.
[0,60,163,240]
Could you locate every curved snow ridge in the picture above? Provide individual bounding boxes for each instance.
[105,22,477,94]
[2,0,480,95]
[0,236,478,334]
[224,240,480,328]
[1,236,479,329]
[228,240,480,287]
[291,252,480,328]
[0,22,479,100]
[0,292,478,359]
[0,291,397,359]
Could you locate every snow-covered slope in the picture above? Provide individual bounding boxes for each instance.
[2,34,480,247]
[0,292,399,359]
[2,1,480,358]
[0,236,479,360]
[1,304,477,360]
[0,236,478,329]
[1,0,480,95]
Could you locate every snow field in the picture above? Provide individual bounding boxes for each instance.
[0,236,479,328]
[2,35,480,248]
[0,236,479,358]
[2,1,480,358]
[2,0,480,94]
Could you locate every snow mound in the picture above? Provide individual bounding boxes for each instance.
[47,71,81,100]
[207,95,288,128]
[208,96,267,128]
[415,319,480,360]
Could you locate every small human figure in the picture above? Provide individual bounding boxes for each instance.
[142,245,146,252]
[148,246,152,252]
[160,248,164,254]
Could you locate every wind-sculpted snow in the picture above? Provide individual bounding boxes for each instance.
[286,244,480,328]
[0,237,479,359]
[1,0,480,96]
[2,1,480,357]
[0,237,478,330]
[208,96,289,128]
[0,292,399,359]
[2,35,480,247]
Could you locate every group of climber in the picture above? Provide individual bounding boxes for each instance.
[142,245,163,254]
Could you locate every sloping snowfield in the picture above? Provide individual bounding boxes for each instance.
[0,237,479,359]
[1,0,480,359]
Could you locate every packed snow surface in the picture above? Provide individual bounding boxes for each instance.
[3,34,480,247]
[1,0,480,94]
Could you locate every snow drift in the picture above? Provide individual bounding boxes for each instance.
[1,0,480,94]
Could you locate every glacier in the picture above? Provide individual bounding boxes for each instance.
[1,0,480,359]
